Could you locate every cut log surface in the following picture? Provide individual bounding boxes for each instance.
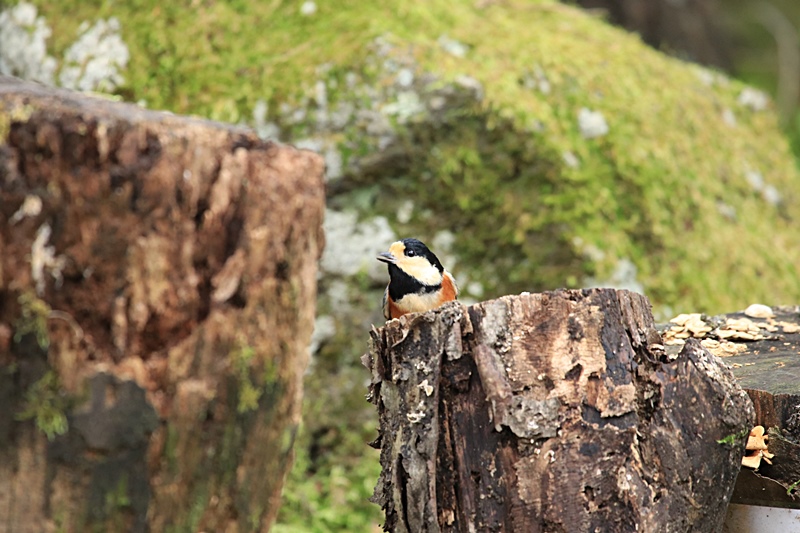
[366,289,754,533]
[0,77,325,532]
[673,306,800,395]
[661,307,800,507]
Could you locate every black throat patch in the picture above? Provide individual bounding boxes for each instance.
[387,263,441,301]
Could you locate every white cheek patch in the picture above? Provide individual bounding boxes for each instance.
[394,291,442,313]
[389,241,406,257]
[399,256,442,285]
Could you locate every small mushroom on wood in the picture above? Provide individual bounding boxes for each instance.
[742,426,775,469]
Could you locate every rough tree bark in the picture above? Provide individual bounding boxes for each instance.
[366,289,754,533]
[0,76,325,532]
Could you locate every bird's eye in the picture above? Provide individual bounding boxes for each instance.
[406,249,416,257]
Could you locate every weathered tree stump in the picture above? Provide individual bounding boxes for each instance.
[0,76,325,532]
[365,289,754,532]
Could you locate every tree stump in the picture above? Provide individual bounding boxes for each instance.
[365,289,754,532]
[659,305,800,507]
[0,76,325,532]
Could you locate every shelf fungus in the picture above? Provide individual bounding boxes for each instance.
[664,313,713,344]
[660,309,798,351]
[717,317,765,341]
[741,425,775,469]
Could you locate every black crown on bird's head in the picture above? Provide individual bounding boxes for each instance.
[398,238,444,273]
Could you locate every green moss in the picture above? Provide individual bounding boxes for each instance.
[248,503,263,532]
[16,370,68,440]
[275,420,382,533]
[716,427,749,446]
[32,0,376,121]
[218,419,242,485]
[163,425,180,475]
[185,484,209,533]
[104,473,131,517]
[14,291,51,350]
[275,300,383,530]
[53,508,69,533]
[231,343,262,414]
[0,102,35,141]
[31,0,800,313]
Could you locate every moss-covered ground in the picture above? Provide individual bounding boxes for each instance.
[23,0,800,530]
[39,0,798,313]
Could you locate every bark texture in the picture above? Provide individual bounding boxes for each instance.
[366,289,754,533]
[0,76,325,532]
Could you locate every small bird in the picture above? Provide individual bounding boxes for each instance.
[377,238,458,320]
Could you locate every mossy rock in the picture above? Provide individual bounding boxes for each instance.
[30,0,800,309]
[23,0,800,530]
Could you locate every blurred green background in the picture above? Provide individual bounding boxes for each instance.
[573,0,800,153]
[3,1,800,531]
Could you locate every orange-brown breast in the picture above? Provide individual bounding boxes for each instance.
[385,273,458,320]
[387,298,404,320]
[440,273,458,303]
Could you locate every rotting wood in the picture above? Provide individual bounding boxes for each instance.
[365,289,754,532]
[0,76,325,532]
[660,306,800,507]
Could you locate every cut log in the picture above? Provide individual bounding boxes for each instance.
[365,289,754,532]
[660,306,800,507]
[0,76,325,532]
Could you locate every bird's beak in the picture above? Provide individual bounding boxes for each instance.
[377,251,396,264]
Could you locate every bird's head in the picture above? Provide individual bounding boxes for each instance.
[377,238,444,286]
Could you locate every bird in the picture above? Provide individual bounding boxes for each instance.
[376,238,459,320]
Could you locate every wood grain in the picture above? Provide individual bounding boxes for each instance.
[367,289,754,532]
